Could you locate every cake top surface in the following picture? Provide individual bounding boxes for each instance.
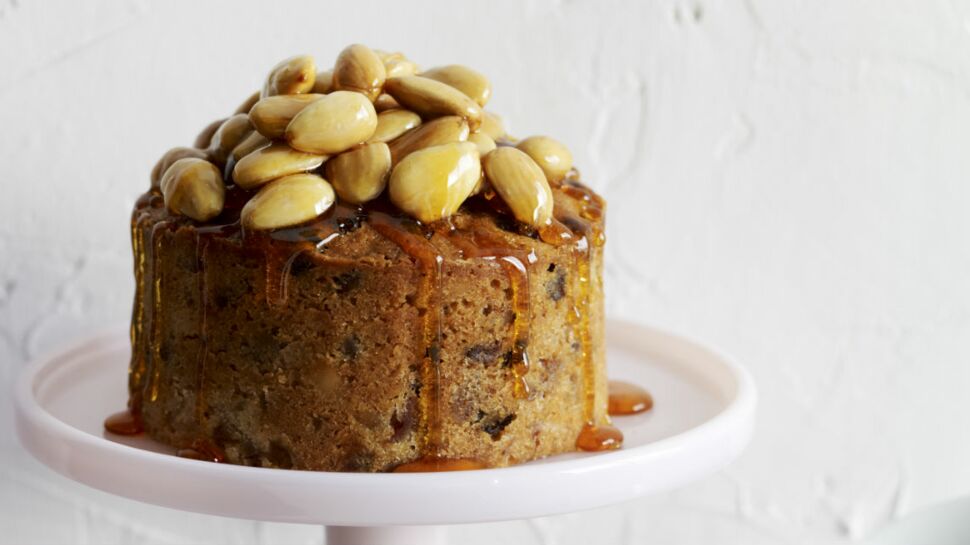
[149,44,603,248]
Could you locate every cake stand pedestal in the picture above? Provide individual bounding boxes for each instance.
[14,320,756,545]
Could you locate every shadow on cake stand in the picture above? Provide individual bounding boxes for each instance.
[14,320,756,545]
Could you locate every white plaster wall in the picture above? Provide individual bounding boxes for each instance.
[2,0,969,543]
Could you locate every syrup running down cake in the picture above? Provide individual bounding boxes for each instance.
[106,45,650,471]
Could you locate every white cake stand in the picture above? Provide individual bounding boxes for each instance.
[14,320,756,545]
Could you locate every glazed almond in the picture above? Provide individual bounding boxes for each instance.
[262,55,316,97]
[160,158,225,222]
[384,76,482,131]
[241,173,335,230]
[285,91,378,155]
[388,142,480,223]
[232,142,327,190]
[326,142,392,204]
[482,147,553,226]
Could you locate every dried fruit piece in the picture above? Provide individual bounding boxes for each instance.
[241,173,335,230]
[516,136,573,183]
[262,55,316,97]
[482,147,553,226]
[160,158,225,221]
[249,94,325,139]
[232,142,326,190]
[388,142,480,223]
[333,44,386,102]
[384,76,482,131]
[325,142,391,204]
[369,109,422,143]
[285,91,378,155]
[151,147,209,187]
[421,65,491,106]
[387,115,469,164]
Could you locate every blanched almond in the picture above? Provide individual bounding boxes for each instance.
[333,44,386,102]
[373,94,401,112]
[160,158,225,222]
[467,132,496,157]
[421,65,491,106]
[151,147,209,188]
[516,136,573,183]
[249,94,324,139]
[193,118,225,149]
[325,142,391,204]
[208,114,253,165]
[482,147,553,226]
[369,109,422,143]
[387,115,469,164]
[388,142,480,223]
[230,132,271,163]
[234,91,260,114]
[311,69,334,94]
[241,173,335,231]
[232,142,326,190]
[262,55,316,97]
[376,50,419,78]
[384,76,482,131]
[285,91,378,155]
[480,111,507,140]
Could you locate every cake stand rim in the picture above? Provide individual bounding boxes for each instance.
[13,319,757,526]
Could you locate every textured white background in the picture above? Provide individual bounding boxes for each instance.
[2,0,970,543]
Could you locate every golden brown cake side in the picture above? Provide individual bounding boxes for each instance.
[128,181,606,471]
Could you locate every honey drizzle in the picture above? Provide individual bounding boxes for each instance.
[194,235,210,423]
[391,457,486,472]
[573,236,596,422]
[448,227,535,399]
[128,201,149,411]
[369,213,445,459]
[555,181,623,451]
[146,221,170,404]
[263,245,301,306]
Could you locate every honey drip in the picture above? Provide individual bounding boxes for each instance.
[608,381,653,415]
[147,221,170,404]
[448,227,535,399]
[128,200,149,411]
[369,212,445,460]
[553,177,622,451]
[194,236,210,423]
[573,237,596,421]
[176,440,225,463]
[391,457,486,473]
[262,246,297,305]
[576,423,623,451]
[104,409,143,435]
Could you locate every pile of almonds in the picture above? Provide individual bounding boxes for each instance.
[153,44,575,231]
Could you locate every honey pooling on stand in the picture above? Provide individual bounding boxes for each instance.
[106,43,652,471]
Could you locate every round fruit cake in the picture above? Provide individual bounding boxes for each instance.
[114,45,617,472]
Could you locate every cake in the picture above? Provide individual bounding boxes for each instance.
[108,45,623,471]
